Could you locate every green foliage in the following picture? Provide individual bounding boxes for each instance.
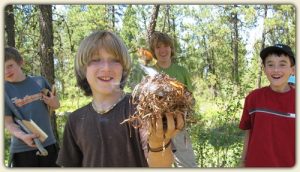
[55,112,70,146]
[263,5,295,46]
[4,130,11,167]
[189,77,246,167]
[120,5,141,52]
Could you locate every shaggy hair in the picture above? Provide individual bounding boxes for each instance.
[149,31,175,59]
[5,46,23,64]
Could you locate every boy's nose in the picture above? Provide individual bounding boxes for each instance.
[100,60,113,69]
[273,65,281,72]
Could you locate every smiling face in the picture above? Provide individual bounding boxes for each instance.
[154,42,172,64]
[263,54,295,92]
[4,59,25,82]
[86,48,123,96]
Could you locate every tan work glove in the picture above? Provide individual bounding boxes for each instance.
[148,111,184,151]
[147,111,184,167]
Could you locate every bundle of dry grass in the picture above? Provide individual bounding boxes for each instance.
[123,73,194,131]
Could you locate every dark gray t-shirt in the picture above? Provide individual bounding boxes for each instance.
[56,94,148,167]
[5,76,56,153]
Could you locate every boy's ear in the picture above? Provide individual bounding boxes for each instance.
[19,59,24,66]
[262,64,266,74]
[291,66,295,75]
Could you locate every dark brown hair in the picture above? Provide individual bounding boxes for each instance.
[5,46,23,64]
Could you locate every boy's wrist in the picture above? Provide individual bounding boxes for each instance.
[148,139,171,152]
[14,130,26,140]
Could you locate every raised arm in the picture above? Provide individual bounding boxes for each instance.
[147,112,184,167]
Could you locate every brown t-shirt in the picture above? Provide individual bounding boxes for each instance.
[56,94,148,167]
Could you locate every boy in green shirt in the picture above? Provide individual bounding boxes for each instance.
[149,31,197,167]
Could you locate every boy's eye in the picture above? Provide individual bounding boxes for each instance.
[88,59,101,65]
[91,59,100,62]
[88,58,121,66]
[6,64,14,69]
[280,64,287,67]
[112,59,121,63]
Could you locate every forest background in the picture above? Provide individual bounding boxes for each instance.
[3,4,296,167]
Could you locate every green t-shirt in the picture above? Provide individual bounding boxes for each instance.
[155,63,193,92]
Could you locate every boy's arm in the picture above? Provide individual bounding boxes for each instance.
[240,130,250,167]
[4,116,37,147]
[139,129,173,167]
[146,112,184,167]
[179,66,194,92]
[147,142,173,167]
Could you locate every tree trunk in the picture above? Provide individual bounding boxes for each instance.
[110,5,115,29]
[147,5,160,43]
[162,5,170,32]
[257,5,268,88]
[5,5,15,47]
[232,5,239,85]
[38,5,60,145]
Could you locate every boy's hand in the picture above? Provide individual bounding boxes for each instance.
[20,133,38,148]
[148,111,184,148]
[42,90,60,109]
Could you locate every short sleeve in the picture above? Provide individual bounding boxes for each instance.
[31,76,51,90]
[239,95,251,130]
[182,67,194,92]
[40,76,51,90]
[56,117,82,167]
[4,98,13,117]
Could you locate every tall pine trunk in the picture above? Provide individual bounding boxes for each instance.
[5,5,15,47]
[38,5,60,145]
[147,5,160,43]
[257,5,268,88]
[232,5,239,85]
